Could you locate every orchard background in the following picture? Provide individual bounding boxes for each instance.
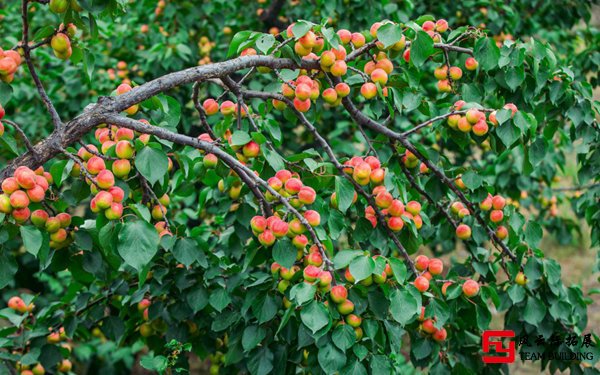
[0,0,599,374]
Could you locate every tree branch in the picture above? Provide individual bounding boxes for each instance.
[2,119,36,156]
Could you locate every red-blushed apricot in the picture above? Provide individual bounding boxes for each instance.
[295,83,311,101]
[437,80,452,93]
[334,83,350,99]
[462,279,480,297]
[351,32,366,48]
[435,19,449,32]
[414,276,430,292]
[492,195,506,210]
[258,230,276,247]
[472,120,489,136]
[95,191,113,210]
[12,207,30,223]
[371,68,388,85]
[25,185,45,203]
[428,258,443,275]
[480,195,493,211]
[387,216,403,232]
[307,251,323,267]
[270,219,289,238]
[346,314,362,328]
[115,128,134,141]
[151,204,167,220]
[242,141,261,158]
[293,97,311,112]
[337,29,352,44]
[57,359,72,372]
[56,212,71,228]
[496,225,509,240]
[1,177,19,194]
[455,224,471,240]
[112,159,131,178]
[115,140,134,159]
[337,299,355,315]
[433,327,447,342]
[318,270,332,287]
[96,169,115,189]
[434,65,448,80]
[455,176,467,190]
[415,255,429,271]
[15,167,37,189]
[375,59,394,75]
[330,285,348,303]
[449,66,462,80]
[330,60,347,77]
[370,168,385,185]
[504,103,518,116]
[422,318,437,334]
[284,178,303,195]
[375,191,393,209]
[388,199,404,217]
[31,209,49,227]
[422,20,435,31]
[465,57,479,71]
[406,201,421,215]
[10,190,29,208]
[86,156,106,175]
[344,268,356,283]
[50,228,67,242]
[108,186,125,203]
[322,88,338,104]
[369,22,382,38]
[45,217,61,233]
[360,82,377,99]
[320,50,336,68]
[364,61,376,75]
[105,202,124,220]
[220,100,236,115]
[490,209,504,223]
[303,265,321,281]
[250,215,267,233]
[332,45,347,60]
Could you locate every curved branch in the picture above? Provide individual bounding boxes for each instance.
[191,82,217,140]
[2,119,36,155]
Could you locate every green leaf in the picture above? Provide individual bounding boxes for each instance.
[388,258,407,284]
[461,170,482,190]
[473,37,500,71]
[172,238,204,267]
[230,131,252,146]
[332,324,356,351]
[523,296,547,325]
[135,146,168,185]
[496,121,520,147]
[264,148,286,171]
[20,226,43,256]
[0,82,12,104]
[377,23,403,48]
[0,252,17,289]
[318,343,346,372]
[410,30,434,68]
[390,289,418,325]
[289,282,317,306]
[117,221,160,271]
[335,176,355,214]
[524,221,543,249]
[209,288,231,312]
[505,66,525,91]
[300,300,329,334]
[349,256,375,282]
[227,31,253,57]
[333,250,362,269]
[242,325,266,352]
[256,34,276,54]
[272,238,296,269]
[140,353,168,372]
[186,287,208,312]
[291,21,312,38]
[83,50,95,82]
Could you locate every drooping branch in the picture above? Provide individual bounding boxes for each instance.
[340,94,519,263]
[100,115,337,274]
[401,108,493,137]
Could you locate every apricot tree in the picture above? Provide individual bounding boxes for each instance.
[0,1,599,374]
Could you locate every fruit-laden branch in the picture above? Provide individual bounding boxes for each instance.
[239,88,418,274]
[339,95,519,264]
[100,113,334,275]
[0,39,475,181]
[21,0,62,130]
[398,161,458,229]
[401,108,493,137]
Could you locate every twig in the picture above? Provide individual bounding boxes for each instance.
[139,174,171,231]
[21,0,63,130]
[2,119,36,156]
[191,82,217,139]
[78,141,118,161]
[401,108,494,137]
[59,147,101,189]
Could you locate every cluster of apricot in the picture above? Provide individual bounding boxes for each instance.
[412,255,444,294]
[280,75,322,112]
[7,295,34,314]
[107,61,133,83]
[0,166,52,223]
[197,36,215,65]
[479,194,509,239]
[330,285,363,339]
[137,298,153,337]
[448,101,518,137]
[154,0,166,17]
[50,25,77,60]
[433,64,463,93]
[202,98,245,118]
[0,47,23,84]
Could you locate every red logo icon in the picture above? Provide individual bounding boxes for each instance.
[482,330,516,364]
